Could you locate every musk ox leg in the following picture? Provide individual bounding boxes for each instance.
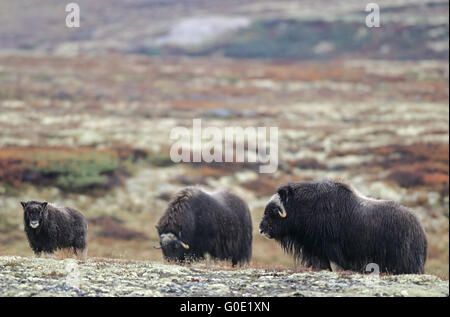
[75,247,88,261]
[43,252,55,259]
[33,251,42,258]
[330,261,344,272]
[60,248,74,259]
[205,254,213,266]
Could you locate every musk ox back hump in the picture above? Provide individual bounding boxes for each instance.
[156,187,252,265]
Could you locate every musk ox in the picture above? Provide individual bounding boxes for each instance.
[259,180,427,274]
[20,200,88,260]
[156,187,252,266]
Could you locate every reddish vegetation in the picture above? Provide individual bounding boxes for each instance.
[241,176,279,197]
[89,216,147,241]
[2,56,447,109]
[388,170,426,188]
[0,146,143,190]
[0,146,111,185]
[0,158,24,187]
[115,148,148,162]
[188,161,260,174]
[0,54,447,276]
[331,143,449,193]
[381,144,449,193]
[289,158,326,170]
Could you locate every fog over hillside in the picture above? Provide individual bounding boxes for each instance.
[0,0,448,59]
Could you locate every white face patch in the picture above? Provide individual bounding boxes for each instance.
[160,233,177,245]
[30,221,39,228]
[268,193,281,205]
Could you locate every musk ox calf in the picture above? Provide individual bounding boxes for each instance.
[259,180,427,274]
[156,187,252,266]
[20,201,88,260]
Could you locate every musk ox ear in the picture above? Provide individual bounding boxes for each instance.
[277,184,292,204]
[20,201,28,209]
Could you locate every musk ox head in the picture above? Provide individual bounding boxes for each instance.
[158,232,190,262]
[21,201,48,229]
[259,189,290,240]
[259,181,339,240]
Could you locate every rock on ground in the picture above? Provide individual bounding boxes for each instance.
[0,256,448,297]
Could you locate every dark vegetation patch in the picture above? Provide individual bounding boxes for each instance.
[151,19,449,60]
[241,176,278,197]
[288,158,326,170]
[0,146,147,192]
[388,170,425,188]
[330,143,449,194]
[146,152,174,167]
[41,271,65,278]
[89,216,147,241]
[176,174,209,186]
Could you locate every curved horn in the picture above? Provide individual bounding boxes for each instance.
[278,209,287,218]
[270,193,287,218]
[179,241,190,249]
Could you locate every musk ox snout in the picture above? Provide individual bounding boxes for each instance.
[29,220,39,228]
[258,214,272,238]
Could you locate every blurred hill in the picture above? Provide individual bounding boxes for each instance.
[0,0,448,59]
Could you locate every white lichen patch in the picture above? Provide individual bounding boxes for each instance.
[0,256,447,297]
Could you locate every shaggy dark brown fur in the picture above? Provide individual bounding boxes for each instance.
[259,180,428,274]
[156,187,252,266]
[21,200,88,260]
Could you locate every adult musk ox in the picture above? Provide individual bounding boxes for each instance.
[156,187,252,266]
[259,180,427,274]
[20,201,88,260]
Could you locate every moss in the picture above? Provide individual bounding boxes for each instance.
[146,152,174,167]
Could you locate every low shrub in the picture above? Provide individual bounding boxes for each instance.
[0,147,120,191]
